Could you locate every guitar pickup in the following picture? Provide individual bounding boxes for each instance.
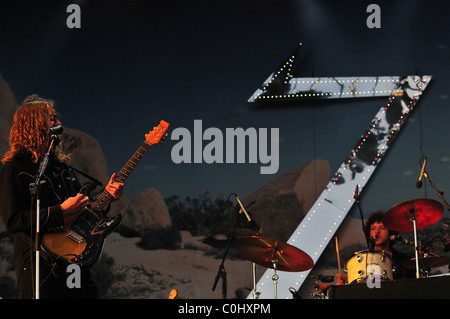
[67,230,84,244]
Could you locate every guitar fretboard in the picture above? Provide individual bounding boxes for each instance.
[91,141,152,211]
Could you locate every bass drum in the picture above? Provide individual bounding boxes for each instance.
[345,250,393,284]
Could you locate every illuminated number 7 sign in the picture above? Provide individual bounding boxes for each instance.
[247,44,431,299]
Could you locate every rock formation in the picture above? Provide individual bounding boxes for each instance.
[119,188,172,237]
[0,74,17,157]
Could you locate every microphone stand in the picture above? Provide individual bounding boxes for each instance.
[423,171,450,212]
[212,194,238,299]
[354,186,370,249]
[212,201,239,299]
[30,134,57,299]
[212,194,259,299]
[211,230,231,299]
[232,194,261,299]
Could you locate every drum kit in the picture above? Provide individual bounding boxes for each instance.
[231,198,448,299]
[344,198,448,284]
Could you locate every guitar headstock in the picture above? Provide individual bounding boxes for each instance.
[168,289,178,299]
[145,120,170,145]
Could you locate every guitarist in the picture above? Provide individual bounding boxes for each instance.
[0,94,124,299]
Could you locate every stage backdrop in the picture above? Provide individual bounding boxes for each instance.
[0,0,449,299]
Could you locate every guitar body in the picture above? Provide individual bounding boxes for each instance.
[41,208,122,266]
[40,120,169,266]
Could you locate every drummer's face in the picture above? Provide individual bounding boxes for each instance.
[370,222,389,246]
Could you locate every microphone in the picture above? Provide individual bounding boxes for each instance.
[48,125,64,135]
[416,156,427,188]
[233,194,260,231]
[235,195,251,222]
[390,234,411,245]
[368,236,377,252]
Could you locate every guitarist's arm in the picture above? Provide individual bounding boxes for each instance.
[60,173,123,223]
[60,193,90,216]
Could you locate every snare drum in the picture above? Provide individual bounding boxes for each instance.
[345,250,393,284]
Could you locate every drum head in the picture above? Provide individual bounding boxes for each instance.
[345,250,393,284]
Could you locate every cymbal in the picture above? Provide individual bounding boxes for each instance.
[233,230,314,272]
[382,199,444,232]
[400,256,450,270]
[233,227,260,239]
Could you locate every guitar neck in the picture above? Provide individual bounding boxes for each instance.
[91,141,152,211]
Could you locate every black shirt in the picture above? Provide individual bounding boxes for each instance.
[0,153,100,298]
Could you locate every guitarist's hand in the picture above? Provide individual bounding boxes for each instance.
[60,193,90,216]
[106,173,124,201]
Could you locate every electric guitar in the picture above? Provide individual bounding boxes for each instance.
[41,120,170,266]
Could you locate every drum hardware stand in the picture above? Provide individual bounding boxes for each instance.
[408,204,421,279]
[416,238,442,277]
[251,262,260,299]
[290,286,301,299]
[310,275,333,299]
[311,278,323,299]
[271,259,279,299]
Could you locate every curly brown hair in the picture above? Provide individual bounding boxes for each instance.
[1,94,70,164]
[363,210,398,244]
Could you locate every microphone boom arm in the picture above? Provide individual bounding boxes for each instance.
[423,171,450,212]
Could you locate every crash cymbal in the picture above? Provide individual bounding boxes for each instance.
[233,232,314,272]
[400,256,450,270]
[383,199,444,232]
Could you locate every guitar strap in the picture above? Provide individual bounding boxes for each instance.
[68,165,103,187]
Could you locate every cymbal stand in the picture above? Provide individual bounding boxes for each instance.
[408,204,420,279]
[251,262,260,299]
[271,259,279,299]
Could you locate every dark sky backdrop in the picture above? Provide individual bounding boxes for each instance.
[1,0,449,221]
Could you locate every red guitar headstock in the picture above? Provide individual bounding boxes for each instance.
[145,120,170,144]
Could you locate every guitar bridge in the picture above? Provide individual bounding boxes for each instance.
[67,230,84,244]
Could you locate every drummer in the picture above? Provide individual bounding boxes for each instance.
[337,211,414,285]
